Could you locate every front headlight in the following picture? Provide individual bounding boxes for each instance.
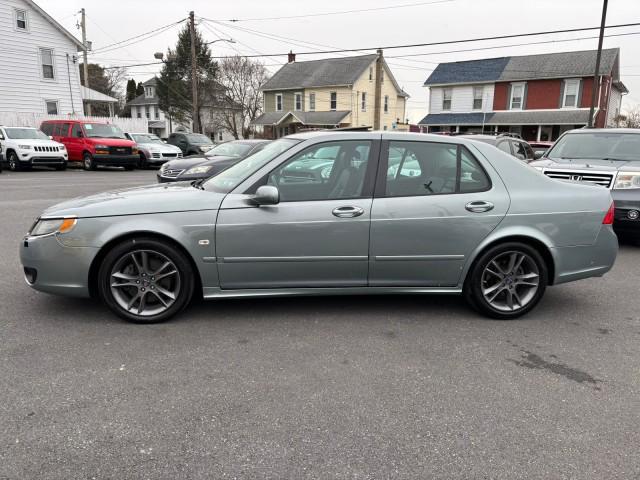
[613,172,640,189]
[95,144,109,150]
[29,217,77,237]
[58,145,66,151]
[185,165,212,175]
[18,145,32,150]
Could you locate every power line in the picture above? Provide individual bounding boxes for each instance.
[89,19,186,54]
[214,0,453,22]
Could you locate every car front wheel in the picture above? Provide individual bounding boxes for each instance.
[83,152,96,171]
[97,237,195,323]
[8,151,21,171]
[464,242,548,320]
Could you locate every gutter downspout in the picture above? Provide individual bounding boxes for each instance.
[66,54,76,114]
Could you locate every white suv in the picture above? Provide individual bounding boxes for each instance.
[0,126,68,171]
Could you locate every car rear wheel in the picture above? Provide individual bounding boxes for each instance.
[83,152,96,171]
[8,151,20,171]
[98,237,195,323]
[464,242,548,320]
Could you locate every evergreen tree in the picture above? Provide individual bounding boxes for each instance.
[136,82,144,96]
[126,79,138,102]
[156,23,218,131]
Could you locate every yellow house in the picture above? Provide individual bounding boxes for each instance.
[253,52,409,138]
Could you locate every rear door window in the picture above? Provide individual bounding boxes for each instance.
[496,140,512,155]
[71,124,83,138]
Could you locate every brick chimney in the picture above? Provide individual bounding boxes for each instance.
[288,50,296,63]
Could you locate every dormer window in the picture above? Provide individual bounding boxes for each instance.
[145,86,154,98]
[15,9,27,30]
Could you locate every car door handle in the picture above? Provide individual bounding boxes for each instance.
[465,201,494,213]
[332,206,365,218]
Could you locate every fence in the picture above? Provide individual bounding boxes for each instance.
[0,112,148,132]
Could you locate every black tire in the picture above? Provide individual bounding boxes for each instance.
[8,151,20,171]
[138,153,147,169]
[463,242,548,320]
[83,152,96,171]
[97,237,195,323]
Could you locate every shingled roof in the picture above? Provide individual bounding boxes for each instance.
[424,48,620,86]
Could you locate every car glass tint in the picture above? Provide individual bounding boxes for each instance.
[72,124,83,138]
[83,123,125,139]
[267,141,372,202]
[460,147,491,192]
[186,134,211,144]
[497,141,511,154]
[208,142,253,157]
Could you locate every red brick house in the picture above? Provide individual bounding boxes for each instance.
[418,48,628,141]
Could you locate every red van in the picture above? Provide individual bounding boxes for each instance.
[41,120,138,170]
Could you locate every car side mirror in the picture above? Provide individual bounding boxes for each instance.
[534,151,544,159]
[253,185,280,206]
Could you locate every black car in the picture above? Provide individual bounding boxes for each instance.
[529,128,640,240]
[166,132,215,156]
[460,134,536,162]
[157,139,270,183]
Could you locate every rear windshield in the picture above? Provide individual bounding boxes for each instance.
[548,132,640,161]
[4,128,49,140]
[207,142,254,158]
[132,134,163,144]
[83,123,126,139]
[186,134,212,144]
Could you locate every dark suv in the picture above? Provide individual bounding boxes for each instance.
[529,128,640,239]
[460,134,536,162]
[167,132,215,156]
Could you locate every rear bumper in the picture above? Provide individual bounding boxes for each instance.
[551,226,618,285]
[94,154,138,167]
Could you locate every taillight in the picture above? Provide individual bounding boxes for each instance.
[603,202,615,225]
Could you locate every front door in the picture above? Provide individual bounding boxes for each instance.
[66,123,85,161]
[369,139,509,287]
[215,139,378,289]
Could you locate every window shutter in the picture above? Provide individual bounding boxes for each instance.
[506,85,512,109]
[576,80,583,108]
[522,84,528,110]
[558,80,566,108]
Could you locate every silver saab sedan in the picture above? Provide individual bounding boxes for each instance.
[20,132,618,323]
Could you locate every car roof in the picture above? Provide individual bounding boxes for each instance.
[1,125,37,129]
[562,128,640,135]
[41,119,108,124]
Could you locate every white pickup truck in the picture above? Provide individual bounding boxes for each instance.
[0,126,68,171]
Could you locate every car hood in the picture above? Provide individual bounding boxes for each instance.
[530,157,640,172]
[161,156,209,170]
[85,138,136,147]
[41,182,225,219]
[17,139,64,147]
[138,142,182,153]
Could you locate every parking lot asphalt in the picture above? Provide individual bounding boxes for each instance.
[1,168,639,479]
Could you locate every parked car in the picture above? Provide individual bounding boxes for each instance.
[167,132,215,156]
[0,126,68,171]
[529,141,554,159]
[529,128,640,240]
[157,140,270,183]
[459,134,536,162]
[21,132,617,324]
[41,120,138,171]
[124,132,183,168]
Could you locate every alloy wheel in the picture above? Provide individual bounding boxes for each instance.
[481,251,540,312]
[110,249,181,317]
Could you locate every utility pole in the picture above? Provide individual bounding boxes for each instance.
[80,8,91,115]
[189,11,199,134]
[373,49,383,130]
[588,0,608,128]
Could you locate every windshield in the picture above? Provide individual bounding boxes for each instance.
[548,132,640,161]
[206,142,254,158]
[186,134,212,144]
[132,134,163,144]
[205,138,299,193]
[84,123,126,139]
[5,128,49,140]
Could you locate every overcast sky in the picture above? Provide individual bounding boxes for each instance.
[39,0,640,122]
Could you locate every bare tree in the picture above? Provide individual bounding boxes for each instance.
[621,105,640,128]
[218,56,269,138]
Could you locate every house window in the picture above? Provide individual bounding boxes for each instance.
[45,100,58,115]
[563,79,580,108]
[145,105,150,118]
[442,88,452,110]
[330,92,337,111]
[384,95,389,114]
[294,92,302,111]
[145,87,154,98]
[309,93,316,111]
[510,83,525,110]
[40,48,54,79]
[369,67,373,81]
[136,108,141,119]
[275,93,283,111]
[154,106,159,119]
[361,92,366,112]
[15,9,27,30]
[473,86,483,110]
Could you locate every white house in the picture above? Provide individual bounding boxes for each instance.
[0,0,84,115]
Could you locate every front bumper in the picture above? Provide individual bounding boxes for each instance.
[611,189,640,236]
[17,151,67,166]
[93,154,139,167]
[20,233,98,297]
